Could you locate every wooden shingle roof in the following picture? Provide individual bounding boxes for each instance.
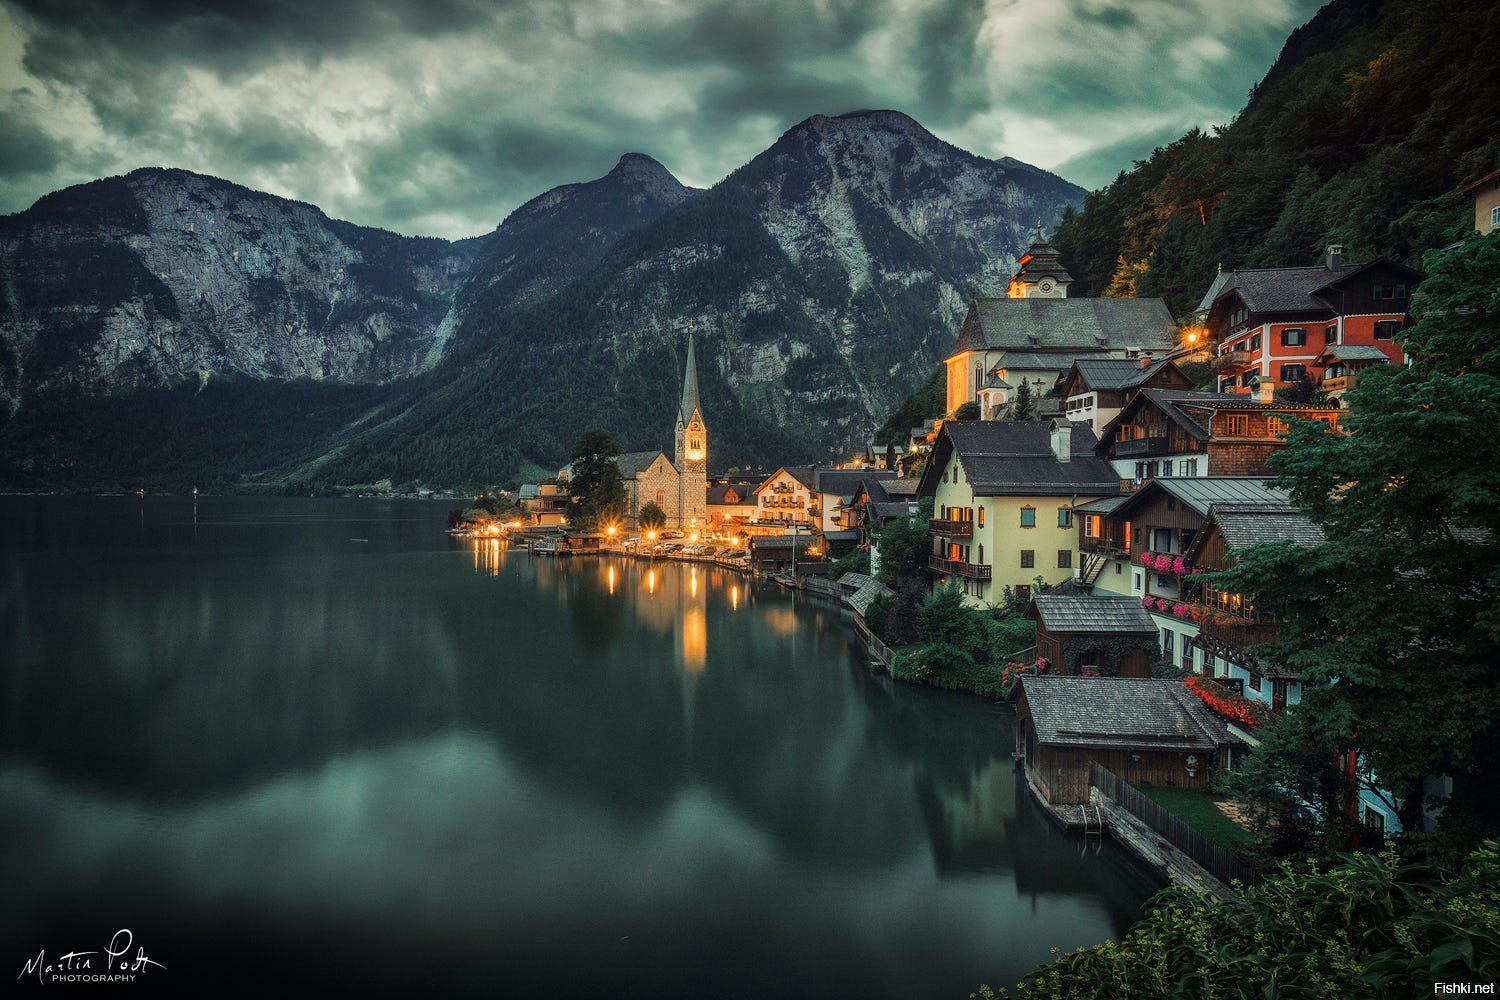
[950,297,1178,356]
[1029,595,1158,634]
[1020,677,1237,750]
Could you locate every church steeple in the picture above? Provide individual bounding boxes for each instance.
[678,333,701,424]
[673,331,708,531]
[1005,222,1073,299]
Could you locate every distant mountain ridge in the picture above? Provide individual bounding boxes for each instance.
[0,111,1084,491]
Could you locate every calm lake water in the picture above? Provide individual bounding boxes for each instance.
[0,496,1157,997]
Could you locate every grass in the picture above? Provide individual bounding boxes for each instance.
[1140,785,1256,852]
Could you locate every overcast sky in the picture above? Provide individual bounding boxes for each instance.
[0,0,1326,240]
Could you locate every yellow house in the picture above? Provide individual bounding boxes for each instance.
[916,419,1121,608]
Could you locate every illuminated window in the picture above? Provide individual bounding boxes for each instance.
[655,489,665,507]
[1224,415,1249,435]
[1268,417,1287,437]
[977,507,985,527]
[1020,506,1036,528]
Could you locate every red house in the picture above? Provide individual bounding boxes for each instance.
[1203,246,1423,400]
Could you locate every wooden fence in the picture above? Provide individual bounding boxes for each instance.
[1089,762,1259,887]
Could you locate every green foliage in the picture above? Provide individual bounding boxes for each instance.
[1216,233,1500,855]
[984,840,1500,999]
[828,548,871,581]
[566,428,627,531]
[987,611,1037,660]
[1052,0,1494,315]
[953,400,981,421]
[873,500,933,585]
[637,501,666,531]
[875,365,945,445]
[1008,379,1035,421]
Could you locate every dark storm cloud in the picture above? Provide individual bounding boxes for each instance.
[0,0,1328,237]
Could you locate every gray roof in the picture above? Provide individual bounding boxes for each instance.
[518,484,539,499]
[1065,357,1175,392]
[1319,344,1391,363]
[1208,502,1326,550]
[883,479,919,496]
[994,350,1096,370]
[847,578,893,617]
[1020,677,1237,750]
[869,501,914,520]
[1071,495,1129,515]
[814,468,896,497]
[1195,268,1231,314]
[1031,595,1158,634]
[1207,259,1423,319]
[614,450,668,479]
[678,333,701,421]
[920,420,1121,497]
[1114,477,1289,520]
[951,297,1178,356]
[838,572,874,591]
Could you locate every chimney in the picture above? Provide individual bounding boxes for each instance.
[1257,379,1275,404]
[1326,244,1343,270]
[1050,419,1072,463]
[1138,351,1153,371]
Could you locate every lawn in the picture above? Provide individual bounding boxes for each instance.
[1140,785,1256,852]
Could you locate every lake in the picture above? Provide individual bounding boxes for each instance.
[0,496,1157,997]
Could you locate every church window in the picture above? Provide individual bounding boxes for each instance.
[655,489,665,507]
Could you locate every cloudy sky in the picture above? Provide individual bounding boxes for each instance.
[0,0,1325,240]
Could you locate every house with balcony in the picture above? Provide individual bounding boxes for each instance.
[1309,344,1391,406]
[916,419,1120,607]
[1203,246,1423,397]
[944,228,1178,417]
[1094,387,1342,484]
[1055,356,1194,434]
[751,467,817,531]
[705,484,759,533]
[811,468,898,537]
[1077,476,1294,676]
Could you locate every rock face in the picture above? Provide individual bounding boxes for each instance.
[0,111,1085,488]
[0,169,476,411]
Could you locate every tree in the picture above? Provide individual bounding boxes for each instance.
[874,497,934,585]
[638,501,666,532]
[1009,379,1035,421]
[567,428,627,531]
[1218,232,1500,856]
[953,400,981,420]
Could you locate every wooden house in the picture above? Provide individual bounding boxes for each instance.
[1055,357,1194,434]
[1026,594,1160,678]
[1015,676,1244,805]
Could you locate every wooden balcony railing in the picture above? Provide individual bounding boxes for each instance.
[1081,535,1127,555]
[1113,436,1171,457]
[928,554,993,579]
[1321,373,1356,393]
[1212,350,1255,372]
[1196,608,1280,648]
[929,518,974,537]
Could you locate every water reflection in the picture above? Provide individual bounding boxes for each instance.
[0,498,1154,999]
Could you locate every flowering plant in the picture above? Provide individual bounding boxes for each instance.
[1172,603,1190,618]
[1184,674,1273,728]
[1141,596,1154,609]
[1139,551,1154,567]
[1153,554,1174,573]
[1001,656,1051,693]
[1172,557,1189,575]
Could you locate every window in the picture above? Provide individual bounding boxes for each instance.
[1020,550,1035,568]
[1184,458,1199,476]
[1015,585,1031,602]
[977,507,985,527]
[1268,416,1287,437]
[1219,377,1235,392]
[1133,571,1142,591]
[656,489,666,507]
[1493,205,1500,228]
[1363,806,1386,836]
[1240,370,1258,387]
[1162,629,1175,657]
[1161,460,1173,476]
[1083,514,1098,538]
[1020,506,1036,527]
[977,544,984,563]
[1324,324,1338,344]
[1280,363,1307,382]
[1249,333,1262,351]
[1373,320,1401,340]
[1224,414,1249,435]
[1372,283,1408,300]
[1057,550,1072,569]
[1280,327,1306,346]
[1057,507,1071,528]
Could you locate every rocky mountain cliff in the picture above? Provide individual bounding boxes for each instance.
[0,111,1083,491]
[311,111,1083,488]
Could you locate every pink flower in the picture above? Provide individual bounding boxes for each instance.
[1173,557,1189,575]
[1141,596,1154,608]
[1173,603,1189,618]
[1139,551,1153,566]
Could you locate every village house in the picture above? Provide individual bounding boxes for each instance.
[518,480,569,526]
[1026,594,1162,679]
[1075,476,1298,677]
[916,419,1120,608]
[1094,387,1341,485]
[944,226,1179,418]
[1463,167,1500,235]
[705,483,759,533]
[1203,246,1423,401]
[1015,676,1244,806]
[1055,357,1194,435]
[1309,343,1392,407]
[751,466,816,530]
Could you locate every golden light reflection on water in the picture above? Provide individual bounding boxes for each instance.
[607,564,617,596]
[681,606,706,674]
[470,537,506,577]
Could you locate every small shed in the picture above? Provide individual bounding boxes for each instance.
[1026,594,1161,678]
[748,534,822,573]
[1015,676,1242,805]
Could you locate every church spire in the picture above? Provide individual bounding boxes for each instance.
[679,332,701,422]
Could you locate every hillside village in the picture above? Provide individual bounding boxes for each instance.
[489,173,1500,880]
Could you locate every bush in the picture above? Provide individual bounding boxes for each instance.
[829,548,871,581]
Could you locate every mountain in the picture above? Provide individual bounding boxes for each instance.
[305,110,1083,489]
[0,111,1083,492]
[1051,0,1500,316]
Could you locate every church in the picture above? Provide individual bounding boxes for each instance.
[614,336,710,531]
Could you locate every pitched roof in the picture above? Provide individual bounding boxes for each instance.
[1112,477,1289,521]
[754,466,815,493]
[993,350,1095,370]
[678,333,701,422]
[1205,501,1326,550]
[1071,495,1129,515]
[919,420,1121,497]
[1062,357,1182,393]
[1195,268,1231,314]
[1030,594,1159,634]
[614,450,668,479]
[1207,259,1425,318]
[950,297,1178,356]
[1101,388,1336,444]
[813,468,896,498]
[707,485,752,505]
[1318,344,1391,363]
[847,577,893,617]
[883,479,919,497]
[1020,677,1237,750]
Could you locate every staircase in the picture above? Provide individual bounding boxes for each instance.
[1078,552,1108,589]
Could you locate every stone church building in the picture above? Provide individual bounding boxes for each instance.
[616,336,710,531]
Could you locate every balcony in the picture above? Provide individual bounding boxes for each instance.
[1081,535,1127,555]
[928,554,992,579]
[1113,436,1171,457]
[929,518,974,537]
[1196,608,1280,649]
[1212,350,1255,372]
[1321,373,1356,393]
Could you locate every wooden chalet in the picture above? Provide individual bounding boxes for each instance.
[1055,357,1193,434]
[1015,676,1244,805]
[1095,388,1341,484]
[1026,594,1160,678]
